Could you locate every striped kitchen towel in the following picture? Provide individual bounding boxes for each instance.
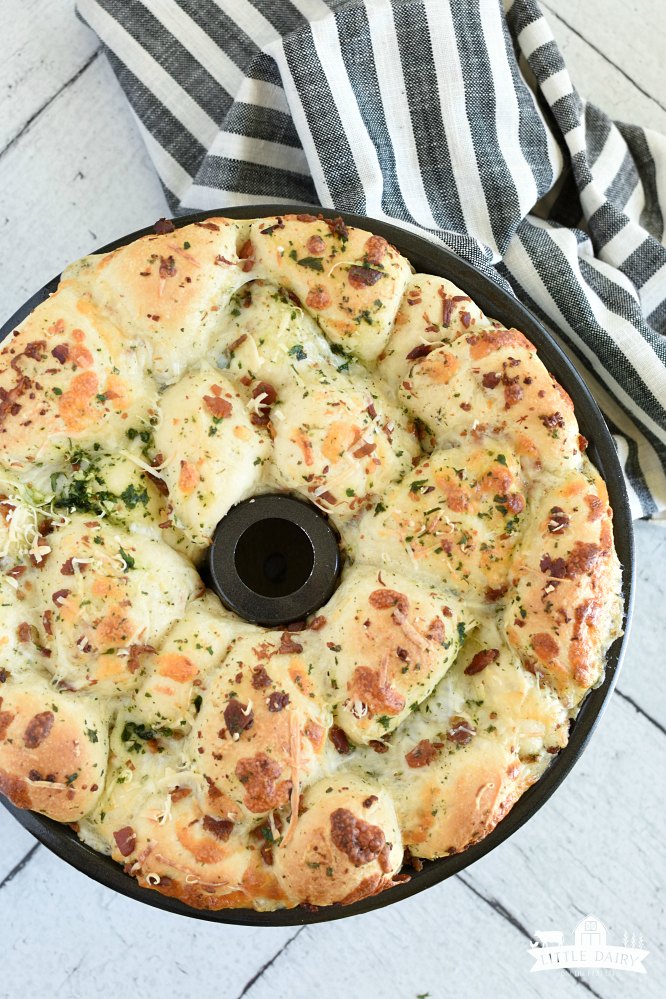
[76,0,666,519]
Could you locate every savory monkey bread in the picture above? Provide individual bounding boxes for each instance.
[0,213,622,911]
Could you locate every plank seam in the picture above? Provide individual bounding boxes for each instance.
[0,842,40,892]
[0,47,103,163]
[457,872,607,999]
[541,2,666,113]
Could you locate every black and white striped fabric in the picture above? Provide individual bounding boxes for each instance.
[77,0,666,519]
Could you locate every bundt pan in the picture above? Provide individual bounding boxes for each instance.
[0,205,634,925]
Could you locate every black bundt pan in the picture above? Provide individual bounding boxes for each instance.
[0,205,634,925]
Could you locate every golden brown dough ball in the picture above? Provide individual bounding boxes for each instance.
[273,772,403,907]
[504,462,623,707]
[0,675,108,821]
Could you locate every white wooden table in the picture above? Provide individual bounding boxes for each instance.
[1,3,664,997]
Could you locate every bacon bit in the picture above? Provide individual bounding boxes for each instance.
[504,380,524,409]
[0,669,10,684]
[461,311,471,328]
[578,434,588,451]
[17,622,32,643]
[318,490,337,506]
[447,716,476,745]
[260,218,285,235]
[246,752,290,815]
[23,711,54,748]
[279,632,303,655]
[369,739,389,754]
[305,284,332,310]
[195,220,220,231]
[425,618,446,644]
[465,648,499,675]
[202,815,234,841]
[297,213,319,222]
[353,441,376,459]
[238,239,254,272]
[366,402,377,420]
[364,235,388,265]
[405,342,437,361]
[325,216,349,240]
[203,394,232,418]
[6,565,26,579]
[482,371,501,389]
[306,234,326,255]
[224,700,254,738]
[436,290,454,327]
[348,665,405,717]
[405,739,438,768]
[548,506,570,532]
[52,588,70,606]
[368,588,409,613]
[541,411,565,429]
[329,725,351,755]
[267,691,290,712]
[566,541,603,578]
[51,343,69,364]
[113,826,136,856]
[584,494,604,521]
[228,333,248,353]
[159,255,176,279]
[330,808,386,866]
[309,615,327,631]
[42,610,53,636]
[348,265,383,289]
[169,786,192,803]
[61,557,87,576]
[539,553,567,578]
[251,665,272,689]
[505,492,525,515]
[532,632,559,662]
[363,795,378,808]
[178,460,199,494]
[250,380,277,426]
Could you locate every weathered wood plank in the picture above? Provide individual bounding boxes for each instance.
[0,0,99,152]
[543,1,666,133]
[0,54,168,320]
[543,0,665,120]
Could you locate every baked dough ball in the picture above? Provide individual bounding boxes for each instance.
[154,367,268,544]
[377,623,568,858]
[33,516,199,692]
[195,632,330,824]
[64,218,250,383]
[273,772,403,907]
[269,369,418,522]
[317,566,465,744]
[503,462,623,708]
[399,325,582,474]
[378,274,493,390]
[249,215,412,362]
[79,726,283,911]
[0,675,108,821]
[354,444,527,602]
[216,281,345,391]
[0,285,153,467]
[134,592,249,729]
